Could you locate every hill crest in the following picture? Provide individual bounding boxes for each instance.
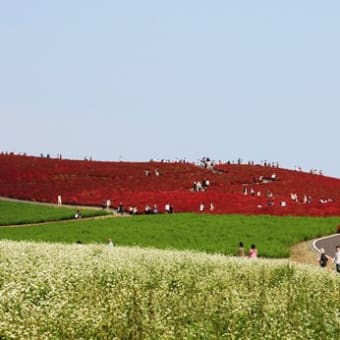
[1,154,340,216]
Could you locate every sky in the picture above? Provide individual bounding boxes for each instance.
[1,1,339,177]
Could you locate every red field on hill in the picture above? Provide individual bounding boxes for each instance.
[1,154,340,216]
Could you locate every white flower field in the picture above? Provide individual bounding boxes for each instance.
[0,240,339,339]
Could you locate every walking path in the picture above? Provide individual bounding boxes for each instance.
[0,196,130,229]
[313,234,340,258]
[0,196,102,210]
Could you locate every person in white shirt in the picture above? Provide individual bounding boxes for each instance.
[108,238,114,249]
[333,245,340,273]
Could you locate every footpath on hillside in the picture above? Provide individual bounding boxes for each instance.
[314,234,340,260]
[0,196,102,210]
[0,196,130,229]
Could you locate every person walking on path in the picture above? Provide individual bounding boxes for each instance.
[319,248,330,268]
[333,245,340,273]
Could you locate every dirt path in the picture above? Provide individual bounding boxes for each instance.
[0,196,131,228]
[0,214,116,229]
[0,196,102,210]
[289,240,319,266]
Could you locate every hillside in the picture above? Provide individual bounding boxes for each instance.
[1,153,340,216]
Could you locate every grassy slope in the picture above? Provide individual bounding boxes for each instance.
[0,199,108,226]
[0,212,338,257]
[3,154,340,216]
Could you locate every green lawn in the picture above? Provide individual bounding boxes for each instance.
[0,212,339,257]
[0,199,108,226]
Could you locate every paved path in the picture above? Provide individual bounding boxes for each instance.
[313,234,340,257]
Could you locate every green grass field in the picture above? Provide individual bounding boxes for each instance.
[0,205,339,257]
[1,199,340,338]
[0,199,108,226]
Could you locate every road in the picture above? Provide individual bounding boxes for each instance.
[314,234,340,258]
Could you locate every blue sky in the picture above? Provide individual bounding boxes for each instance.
[1,1,339,177]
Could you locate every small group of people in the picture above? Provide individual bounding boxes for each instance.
[319,198,334,204]
[200,157,214,169]
[253,173,278,184]
[238,242,258,259]
[309,168,324,176]
[243,187,261,196]
[128,206,138,215]
[144,168,160,176]
[144,204,159,214]
[192,179,210,192]
[319,246,340,272]
[125,203,174,215]
[199,202,214,212]
[164,203,174,214]
[290,193,312,205]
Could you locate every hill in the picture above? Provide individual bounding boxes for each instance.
[1,153,340,216]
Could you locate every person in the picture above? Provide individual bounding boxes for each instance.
[74,209,82,219]
[319,248,329,268]
[199,203,205,212]
[333,245,340,273]
[57,194,62,206]
[238,242,245,257]
[117,202,124,214]
[128,206,138,215]
[106,199,111,209]
[108,238,114,249]
[248,244,258,259]
[144,204,152,214]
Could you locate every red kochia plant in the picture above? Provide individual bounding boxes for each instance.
[2,154,340,216]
